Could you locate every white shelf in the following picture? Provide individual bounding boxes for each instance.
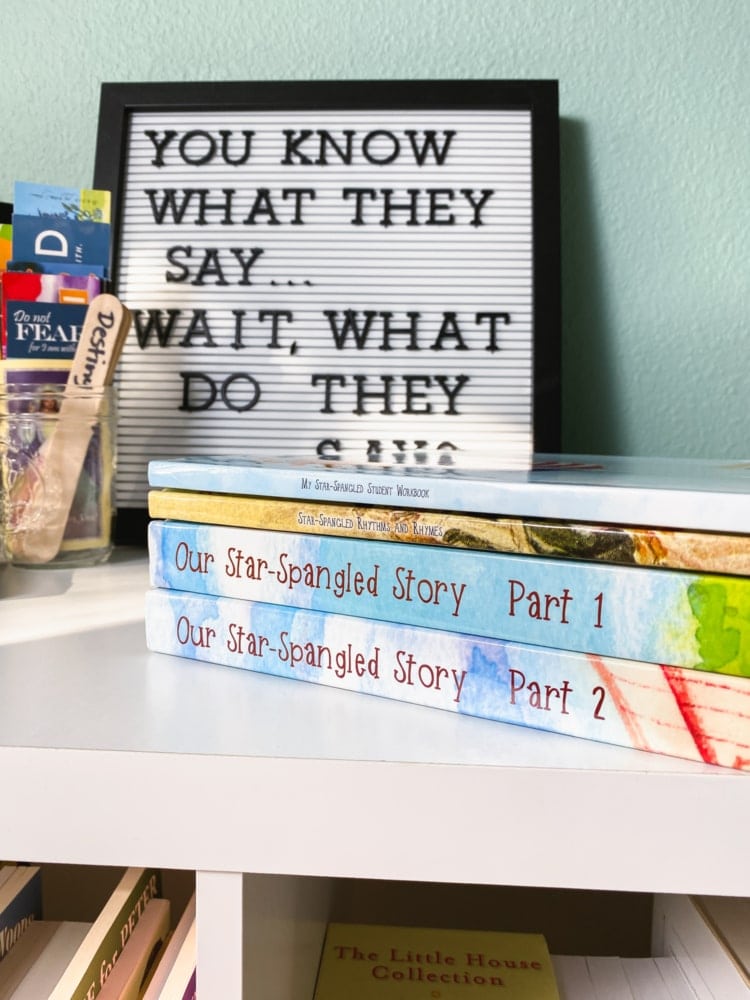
[1,549,747,894]
[2,550,749,996]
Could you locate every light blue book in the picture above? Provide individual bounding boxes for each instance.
[144,588,750,771]
[148,519,750,677]
[147,453,750,533]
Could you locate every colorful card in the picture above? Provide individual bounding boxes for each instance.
[10,214,111,271]
[0,221,11,270]
[14,181,111,223]
[1,270,100,358]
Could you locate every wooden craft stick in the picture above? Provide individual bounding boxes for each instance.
[7,293,131,564]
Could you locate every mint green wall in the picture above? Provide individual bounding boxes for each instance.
[3,0,747,459]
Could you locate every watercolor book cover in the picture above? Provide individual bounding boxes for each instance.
[145,588,750,771]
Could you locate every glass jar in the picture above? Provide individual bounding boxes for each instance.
[1,381,117,567]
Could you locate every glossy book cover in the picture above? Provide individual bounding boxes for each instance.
[147,453,750,533]
[148,488,750,576]
[144,587,750,772]
[148,520,750,677]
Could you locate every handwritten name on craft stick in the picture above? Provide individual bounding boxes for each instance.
[72,307,116,387]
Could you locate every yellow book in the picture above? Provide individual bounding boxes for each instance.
[147,487,750,576]
[313,923,560,999]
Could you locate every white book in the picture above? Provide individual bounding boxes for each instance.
[9,922,91,1000]
[551,954,596,999]
[693,896,750,988]
[585,956,635,998]
[154,916,195,1000]
[653,893,744,1000]
[0,871,16,893]
[653,956,701,999]
[0,922,61,999]
[50,867,160,1000]
[97,898,170,1000]
[141,894,195,1000]
[620,957,674,999]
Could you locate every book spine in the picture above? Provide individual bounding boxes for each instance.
[0,869,42,960]
[50,868,161,1000]
[148,520,750,676]
[147,489,750,576]
[145,588,750,771]
[146,457,750,533]
[182,969,197,1000]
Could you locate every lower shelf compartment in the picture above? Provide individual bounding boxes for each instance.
[6,863,749,998]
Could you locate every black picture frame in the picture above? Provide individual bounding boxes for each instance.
[94,80,561,544]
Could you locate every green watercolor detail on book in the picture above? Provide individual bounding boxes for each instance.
[688,579,750,675]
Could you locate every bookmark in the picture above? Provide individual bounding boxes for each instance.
[7,293,131,564]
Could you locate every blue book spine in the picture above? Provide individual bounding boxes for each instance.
[148,520,750,676]
[11,214,110,269]
[0,869,43,959]
[4,301,87,359]
[144,588,750,770]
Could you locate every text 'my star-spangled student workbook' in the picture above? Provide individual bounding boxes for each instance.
[148,519,750,677]
[147,452,750,533]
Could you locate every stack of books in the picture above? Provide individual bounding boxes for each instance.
[0,863,195,1000]
[145,451,750,771]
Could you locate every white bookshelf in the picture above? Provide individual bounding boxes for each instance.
[1,548,748,997]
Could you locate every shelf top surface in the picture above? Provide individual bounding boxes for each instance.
[6,549,750,894]
[0,548,740,777]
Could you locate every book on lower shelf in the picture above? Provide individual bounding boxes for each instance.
[96,897,170,1000]
[652,893,750,1000]
[0,921,91,1000]
[0,866,42,963]
[551,955,697,999]
[693,895,750,989]
[49,866,161,1000]
[140,893,195,1000]
[146,914,195,1000]
[0,864,194,1000]
[312,922,561,998]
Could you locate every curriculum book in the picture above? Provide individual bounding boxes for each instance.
[312,922,559,999]
[144,588,750,770]
[49,867,161,1000]
[147,452,750,533]
[148,519,750,676]
[148,487,750,575]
